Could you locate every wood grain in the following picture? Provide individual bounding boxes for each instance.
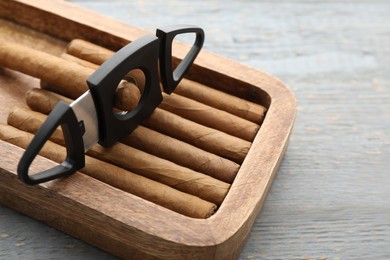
[5,0,390,259]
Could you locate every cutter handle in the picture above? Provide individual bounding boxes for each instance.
[17,101,85,185]
[156,25,204,94]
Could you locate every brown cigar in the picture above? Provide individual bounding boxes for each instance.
[60,53,99,70]
[175,79,267,124]
[0,124,217,218]
[67,39,116,67]
[7,106,230,205]
[26,88,240,183]
[0,39,141,110]
[67,39,267,123]
[62,51,259,141]
[26,89,73,115]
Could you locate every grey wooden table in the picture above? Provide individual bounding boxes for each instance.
[1,0,390,259]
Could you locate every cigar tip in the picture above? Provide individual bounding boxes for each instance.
[25,87,38,97]
[205,205,217,218]
[66,39,81,49]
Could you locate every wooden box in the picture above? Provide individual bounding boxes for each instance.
[0,0,296,259]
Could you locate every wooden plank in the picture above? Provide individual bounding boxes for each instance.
[1,0,388,259]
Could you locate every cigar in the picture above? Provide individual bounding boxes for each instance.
[61,53,99,70]
[34,84,251,163]
[0,124,217,218]
[8,106,231,205]
[0,40,141,111]
[67,39,116,67]
[26,88,240,183]
[62,51,259,141]
[67,39,267,123]
[26,89,73,115]
[175,79,267,124]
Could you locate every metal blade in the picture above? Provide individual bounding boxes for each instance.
[70,91,99,151]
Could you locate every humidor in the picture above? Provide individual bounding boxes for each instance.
[0,0,296,259]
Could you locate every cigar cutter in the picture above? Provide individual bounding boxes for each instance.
[17,25,204,185]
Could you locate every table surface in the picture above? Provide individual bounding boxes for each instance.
[1,0,390,259]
